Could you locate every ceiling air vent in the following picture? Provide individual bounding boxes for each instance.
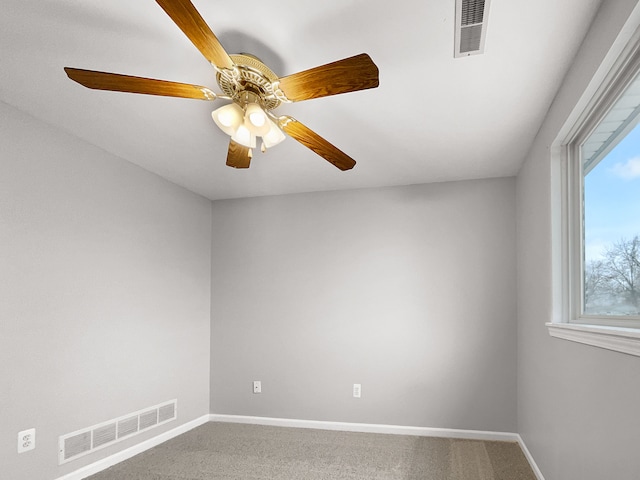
[455,0,491,57]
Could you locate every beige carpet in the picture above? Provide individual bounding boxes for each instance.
[86,422,537,480]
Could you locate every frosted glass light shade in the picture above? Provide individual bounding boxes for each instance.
[231,124,256,148]
[246,103,266,127]
[262,119,286,148]
[212,102,283,151]
[211,103,244,136]
[244,103,270,136]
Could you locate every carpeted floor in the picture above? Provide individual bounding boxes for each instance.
[86,422,537,480]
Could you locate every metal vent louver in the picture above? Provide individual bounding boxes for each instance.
[117,415,139,439]
[461,0,485,25]
[159,403,176,423]
[139,409,159,430]
[63,432,91,461]
[455,0,491,57]
[59,399,177,464]
[92,423,117,448]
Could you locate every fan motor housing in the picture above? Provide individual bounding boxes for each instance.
[216,54,283,110]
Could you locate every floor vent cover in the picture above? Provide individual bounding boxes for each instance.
[455,0,491,57]
[59,399,177,464]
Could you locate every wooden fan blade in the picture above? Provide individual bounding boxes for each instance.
[156,0,234,69]
[226,140,251,169]
[64,68,217,100]
[277,53,379,102]
[278,116,356,171]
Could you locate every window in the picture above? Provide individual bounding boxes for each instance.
[583,122,640,319]
[549,32,640,356]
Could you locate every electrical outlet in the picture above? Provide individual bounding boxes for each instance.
[18,428,36,453]
[253,380,262,394]
[353,383,361,398]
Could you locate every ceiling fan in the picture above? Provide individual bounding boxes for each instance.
[64,0,379,170]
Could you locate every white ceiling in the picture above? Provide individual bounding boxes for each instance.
[1,0,602,200]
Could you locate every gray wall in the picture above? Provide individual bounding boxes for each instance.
[210,178,517,432]
[0,102,212,480]
[516,0,640,479]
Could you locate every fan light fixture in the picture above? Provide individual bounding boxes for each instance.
[246,103,267,130]
[231,124,256,149]
[211,103,243,135]
[63,0,380,170]
[262,119,286,148]
[211,101,285,151]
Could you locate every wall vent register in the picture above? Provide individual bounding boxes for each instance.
[455,0,492,57]
[58,399,177,464]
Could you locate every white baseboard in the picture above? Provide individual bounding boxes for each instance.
[209,413,520,442]
[211,414,545,478]
[54,413,544,480]
[517,434,546,480]
[55,414,210,480]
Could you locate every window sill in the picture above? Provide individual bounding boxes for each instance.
[546,322,640,357]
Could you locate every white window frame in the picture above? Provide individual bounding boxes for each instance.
[549,25,640,357]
